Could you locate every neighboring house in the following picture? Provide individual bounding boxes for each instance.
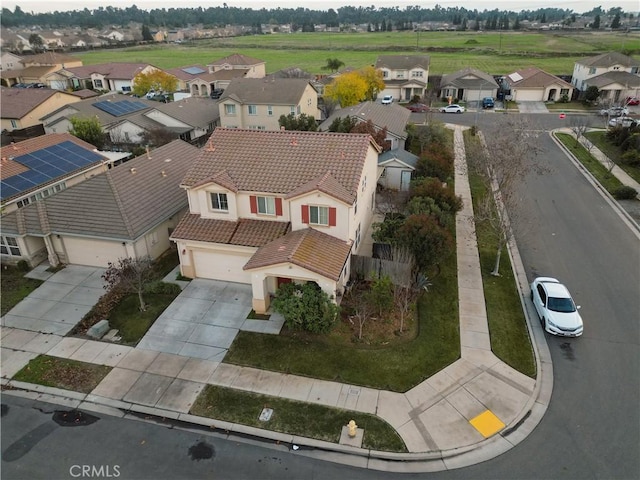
[206,53,266,78]
[58,62,157,92]
[572,52,640,103]
[42,93,218,147]
[318,101,411,151]
[185,69,247,98]
[110,96,220,146]
[218,78,319,130]
[375,55,430,102]
[20,52,83,70]
[165,64,209,92]
[1,52,23,72]
[171,128,381,314]
[572,52,640,91]
[377,149,418,192]
[0,133,114,216]
[0,140,200,268]
[504,67,574,102]
[439,67,499,102]
[0,87,82,132]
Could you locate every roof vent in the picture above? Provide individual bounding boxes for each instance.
[11,142,18,151]
[161,170,167,177]
[290,137,298,146]
[206,138,215,152]
[130,167,137,174]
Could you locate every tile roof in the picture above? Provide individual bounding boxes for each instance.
[20,52,80,66]
[148,96,220,127]
[208,53,265,67]
[506,67,573,89]
[70,89,100,99]
[585,71,640,89]
[63,62,152,80]
[375,55,430,70]
[0,87,76,119]
[441,67,498,89]
[219,78,314,105]
[171,215,290,247]
[181,128,376,205]
[0,133,105,182]
[319,101,411,140]
[243,227,352,281]
[1,140,200,240]
[577,52,639,68]
[165,65,208,81]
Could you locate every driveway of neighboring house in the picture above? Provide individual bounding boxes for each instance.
[517,101,549,113]
[137,276,284,361]
[1,265,106,336]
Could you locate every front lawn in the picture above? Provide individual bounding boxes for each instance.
[107,292,178,344]
[13,355,111,393]
[584,130,640,184]
[0,265,43,316]
[190,385,407,452]
[224,252,460,393]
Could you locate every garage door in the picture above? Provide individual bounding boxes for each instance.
[63,237,123,267]
[192,249,252,284]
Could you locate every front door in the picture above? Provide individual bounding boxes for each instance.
[277,277,292,288]
[400,170,412,191]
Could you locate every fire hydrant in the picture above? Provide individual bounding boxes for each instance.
[348,420,357,438]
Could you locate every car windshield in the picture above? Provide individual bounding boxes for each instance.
[547,297,576,313]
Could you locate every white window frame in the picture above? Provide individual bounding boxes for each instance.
[10,120,17,128]
[290,106,296,115]
[224,104,236,115]
[210,192,229,211]
[257,196,276,215]
[1,236,21,256]
[309,205,329,226]
[94,79,103,88]
[248,105,257,115]
[267,105,273,116]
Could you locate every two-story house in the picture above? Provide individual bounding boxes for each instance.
[218,78,319,130]
[1,86,82,132]
[572,52,640,104]
[206,53,266,78]
[57,62,158,93]
[171,128,381,314]
[375,55,430,102]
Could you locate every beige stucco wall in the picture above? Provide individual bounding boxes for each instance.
[1,91,81,131]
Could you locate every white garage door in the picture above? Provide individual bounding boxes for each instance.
[192,249,252,284]
[514,89,542,102]
[63,237,123,267]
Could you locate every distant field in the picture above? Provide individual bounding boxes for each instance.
[74,30,640,76]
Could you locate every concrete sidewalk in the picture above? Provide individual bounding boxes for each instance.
[1,126,552,471]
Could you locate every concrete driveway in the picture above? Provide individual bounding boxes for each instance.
[1,265,106,335]
[137,278,284,361]
[517,101,549,113]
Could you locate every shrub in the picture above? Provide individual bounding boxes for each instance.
[416,142,454,181]
[397,214,454,272]
[272,282,339,334]
[17,260,30,272]
[411,177,463,213]
[613,186,638,200]
[620,149,640,167]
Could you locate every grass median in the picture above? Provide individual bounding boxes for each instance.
[191,385,407,452]
[13,355,111,393]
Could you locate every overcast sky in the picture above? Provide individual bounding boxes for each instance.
[3,1,639,14]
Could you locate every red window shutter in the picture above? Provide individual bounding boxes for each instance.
[329,207,337,226]
[301,205,309,224]
[275,197,283,216]
[250,196,257,214]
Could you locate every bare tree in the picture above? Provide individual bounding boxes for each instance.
[467,118,545,276]
[349,281,373,340]
[568,116,592,146]
[102,256,155,311]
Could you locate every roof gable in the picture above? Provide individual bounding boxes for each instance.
[219,78,314,105]
[375,55,430,71]
[319,101,410,139]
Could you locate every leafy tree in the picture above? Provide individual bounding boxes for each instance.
[358,65,386,101]
[272,282,339,334]
[397,214,454,272]
[322,58,345,73]
[69,117,105,149]
[278,113,318,131]
[132,69,178,96]
[350,119,388,150]
[140,127,178,147]
[28,33,44,52]
[415,142,454,181]
[611,14,621,29]
[410,177,463,214]
[141,24,153,41]
[583,85,600,105]
[592,15,601,29]
[102,256,155,312]
[372,213,406,243]
[368,275,394,317]
[327,116,357,133]
[324,71,368,107]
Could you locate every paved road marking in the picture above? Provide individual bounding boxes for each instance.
[469,410,505,438]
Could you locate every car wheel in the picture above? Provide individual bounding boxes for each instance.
[542,317,547,331]
[457,110,462,114]
[530,289,534,301]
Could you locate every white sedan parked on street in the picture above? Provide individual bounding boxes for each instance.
[530,277,583,337]
[439,104,465,113]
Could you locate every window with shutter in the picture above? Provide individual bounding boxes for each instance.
[301,205,309,223]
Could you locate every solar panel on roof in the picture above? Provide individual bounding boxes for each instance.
[0,181,21,199]
[2,175,35,192]
[93,100,148,117]
[182,66,206,75]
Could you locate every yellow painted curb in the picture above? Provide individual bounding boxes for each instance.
[470,410,505,438]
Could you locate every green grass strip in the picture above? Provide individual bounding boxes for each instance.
[13,355,111,394]
[191,385,407,452]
